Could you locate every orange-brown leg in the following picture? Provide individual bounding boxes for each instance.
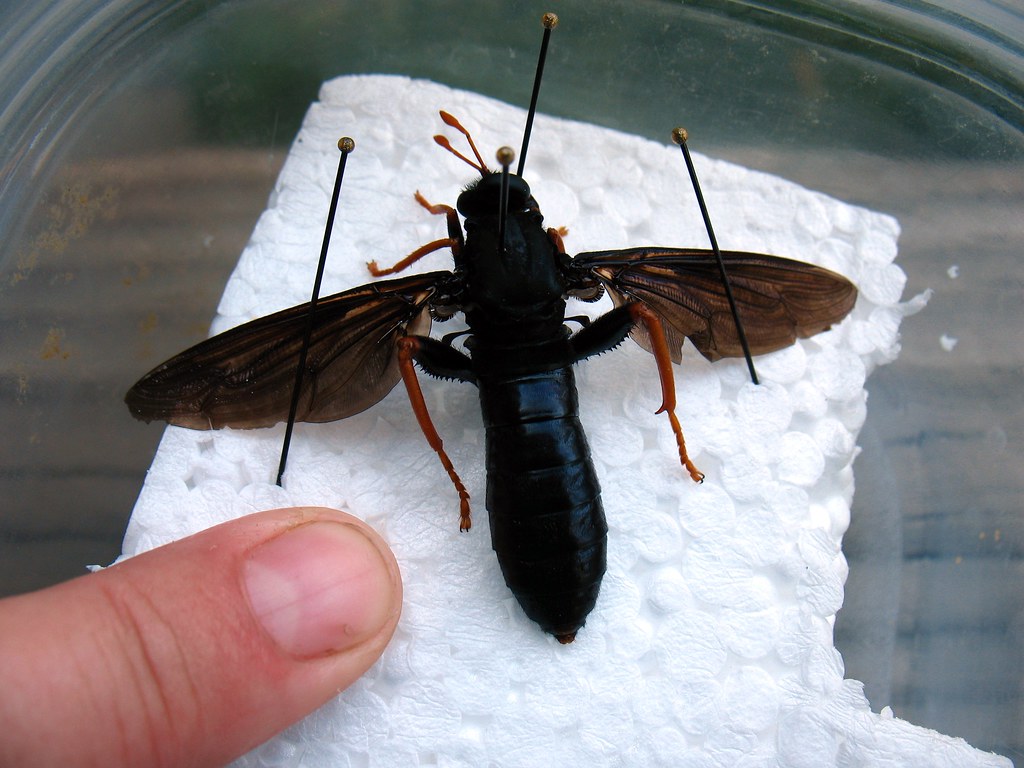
[397,336,473,530]
[627,303,704,483]
[367,237,458,277]
[546,226,569,254]
[368,191,464,277]
[414,191,461,230]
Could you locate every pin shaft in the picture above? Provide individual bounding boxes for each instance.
[277,138,355,485]
[673,129,759,385]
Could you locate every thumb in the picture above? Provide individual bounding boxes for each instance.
[0,507,402,768]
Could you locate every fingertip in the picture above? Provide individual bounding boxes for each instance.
[244,515,402,659]
[0,507,403,768]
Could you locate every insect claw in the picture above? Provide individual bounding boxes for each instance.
[666,410,704,484]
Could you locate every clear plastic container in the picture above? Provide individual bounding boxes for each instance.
[1,0,1020,759]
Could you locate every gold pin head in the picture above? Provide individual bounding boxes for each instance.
[496,146,516,168]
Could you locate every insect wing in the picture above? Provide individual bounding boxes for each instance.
[125,272,446,429]
[572,248,857,363]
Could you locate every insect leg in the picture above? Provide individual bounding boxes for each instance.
[628,303,704,483]
[569,304,704,484]
[563,314,592,331]
[367,192,465,277]
[368,237,459,277]
[413,191,464,245]
[411,335,476,384]
[546,226,569,253]
[396,336,473,531]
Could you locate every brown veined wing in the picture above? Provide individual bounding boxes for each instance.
[571,248,857,363]
[125,272,447,429]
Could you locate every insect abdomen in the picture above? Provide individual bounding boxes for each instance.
[478,366,607,642]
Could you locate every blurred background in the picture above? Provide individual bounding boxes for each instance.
[0,0,1020,760]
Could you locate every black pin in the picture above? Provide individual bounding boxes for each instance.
[496,146,515,256]
[277,137,356,485]
[672,126,759,385]
[517,12,558,177]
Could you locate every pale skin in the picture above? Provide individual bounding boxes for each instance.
[0,507,402,767]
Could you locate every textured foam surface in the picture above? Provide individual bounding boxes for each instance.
[123,76,1009,767]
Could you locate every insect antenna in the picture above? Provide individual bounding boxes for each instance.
[671,126,760,385]
[276,137,356,486]
[517,12,558,177]
[496,146,515,256]
[434,111,489,175]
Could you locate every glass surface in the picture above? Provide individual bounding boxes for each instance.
[1,0,1020,760]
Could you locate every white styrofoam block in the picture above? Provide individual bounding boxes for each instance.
[123,76,1009,767]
